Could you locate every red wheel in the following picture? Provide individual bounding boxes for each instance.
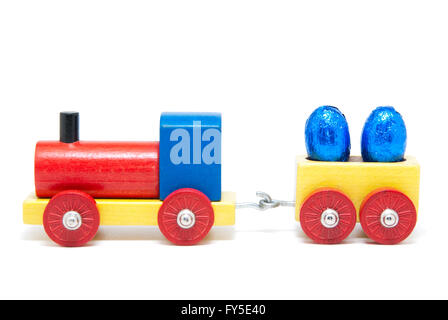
[300,188,357,244]
[158,188,214,245]
[43,190,100,247]
[360,189,417,245]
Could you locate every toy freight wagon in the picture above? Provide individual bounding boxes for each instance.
[295,156,419,244]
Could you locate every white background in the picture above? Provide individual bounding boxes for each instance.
[0,0,447,299]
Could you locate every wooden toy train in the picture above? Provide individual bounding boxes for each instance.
[23,108,420,246]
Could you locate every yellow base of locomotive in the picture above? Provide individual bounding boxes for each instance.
[23,192,236,226]
[295,156,420,221]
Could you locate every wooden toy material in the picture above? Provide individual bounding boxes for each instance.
[25,112,229,246]
[159,112,222,201]
[42,190,100,247]
[35,141,160,199]
[23,111,421,246]
[299,188,357,244]
[23,192,236,227]
[295,155,420,221]
[158,188,216,245]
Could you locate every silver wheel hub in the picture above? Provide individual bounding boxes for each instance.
[381,209,399,228]
[177,209,196,229]
[62,211,82,230]
[321,208,339,228]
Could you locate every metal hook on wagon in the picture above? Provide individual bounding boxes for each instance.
[236,192,295,211]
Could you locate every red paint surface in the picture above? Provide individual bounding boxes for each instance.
[300,188,357,244]
[360,188,417,245]
[43,190,100,247]
[158,188,214,245]
[35,141,159,198]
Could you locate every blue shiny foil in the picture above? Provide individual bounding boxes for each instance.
[361,106,407,162]
[305,106,351,161]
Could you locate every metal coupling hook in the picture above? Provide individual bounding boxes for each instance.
[236,192,295,211]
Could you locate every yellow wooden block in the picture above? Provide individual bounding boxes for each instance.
[23,192,236,226]
[295,156,420,221]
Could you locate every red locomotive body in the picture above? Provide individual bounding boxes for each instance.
[35,141,159,199]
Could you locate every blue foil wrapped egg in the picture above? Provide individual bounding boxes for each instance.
[361,106,407,162]
[305,106,351,161]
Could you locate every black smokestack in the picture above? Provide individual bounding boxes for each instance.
[60,112,79,143]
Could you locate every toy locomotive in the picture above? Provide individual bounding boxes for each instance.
[24,112,235,246]
[23,107,420,246]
